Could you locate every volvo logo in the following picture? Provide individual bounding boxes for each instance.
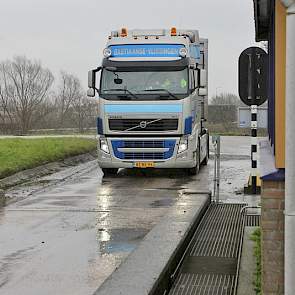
[139,121,147,129]
[123,118,162,132]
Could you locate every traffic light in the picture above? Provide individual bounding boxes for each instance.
[239,46,268,106]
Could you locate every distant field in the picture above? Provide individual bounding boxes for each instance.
[0,137,96,179]
[208,123,268,136]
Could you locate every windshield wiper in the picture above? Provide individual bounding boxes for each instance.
[143,89,177,99]
[103,88,139,99]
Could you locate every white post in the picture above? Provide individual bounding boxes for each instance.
[284,2,295,294]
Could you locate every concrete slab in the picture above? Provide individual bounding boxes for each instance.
[237,227,258,295]
[93,192,210,295]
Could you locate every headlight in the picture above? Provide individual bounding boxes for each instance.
[179,47,187,58]
[178,138,188,154]
[99,138,110,154]
[103,48,112,58]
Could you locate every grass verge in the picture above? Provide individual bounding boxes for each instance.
[0,137,96,179]
[251,228,261,294]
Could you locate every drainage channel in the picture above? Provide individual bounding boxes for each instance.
[167,203,246,295]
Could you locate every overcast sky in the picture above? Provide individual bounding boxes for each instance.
[0,0,257,98]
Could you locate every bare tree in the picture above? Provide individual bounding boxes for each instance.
[0,56,54,133]
[210,92,243,106]
[30,92,56,130]
[72,96,97,132]
[0,68,14,132]
[55,72,83,127]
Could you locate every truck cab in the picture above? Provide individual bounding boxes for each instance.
[87,28,209,176]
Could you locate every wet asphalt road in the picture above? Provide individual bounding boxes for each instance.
[0,136,258,295]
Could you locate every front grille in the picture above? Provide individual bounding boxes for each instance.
[109,118,178,131]
[122,140,164,148]
[124,153,164,160]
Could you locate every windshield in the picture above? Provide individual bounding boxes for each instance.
[100,68,188,100]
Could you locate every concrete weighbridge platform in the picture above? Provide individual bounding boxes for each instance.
[93,166,210,295]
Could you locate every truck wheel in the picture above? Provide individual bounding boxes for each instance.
[102,168,118,176]
[201,133,209,166]
[187,148,200,175]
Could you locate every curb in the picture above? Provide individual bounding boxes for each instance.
[0,151,97,190]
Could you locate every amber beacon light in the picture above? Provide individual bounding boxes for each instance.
[120,28,128,37]
[170,27,177,36]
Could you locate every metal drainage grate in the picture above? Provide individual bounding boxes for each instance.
[245,214,260,226]
[169,203,245,295]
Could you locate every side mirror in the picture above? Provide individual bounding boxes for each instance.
[114,78,123,84]
[88,67,101,88]
[198,88,207,96]
[200,69,207,87]
[87,88,95,97]
[88,70,96,88]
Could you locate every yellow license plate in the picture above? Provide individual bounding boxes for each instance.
[134,162,155,168]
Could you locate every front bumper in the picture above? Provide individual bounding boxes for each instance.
[97,136,197,169]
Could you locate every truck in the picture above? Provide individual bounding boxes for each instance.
[87,28,209,176]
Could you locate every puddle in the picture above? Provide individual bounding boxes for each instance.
[48,200,79,206]
[35,179,51,185]
[150,198,174,208]
[0,190,8,207]
[0,197,6,207]
[97,228,148,254]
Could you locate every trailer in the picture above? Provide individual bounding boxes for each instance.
[87,28,209,176]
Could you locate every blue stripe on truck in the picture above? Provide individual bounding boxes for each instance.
[105,104,182,113]
[184,116,193,135]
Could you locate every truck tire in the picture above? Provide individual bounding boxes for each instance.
[187,146,200,175]
[202,134,209,166]
[102,168,118,176]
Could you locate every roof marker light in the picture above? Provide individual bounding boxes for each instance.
[171,27,177,36]
[103,48,112,58]
[121,28,127,37]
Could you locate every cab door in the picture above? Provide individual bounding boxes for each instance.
[189,69,199,127]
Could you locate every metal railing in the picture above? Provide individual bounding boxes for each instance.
[212,135,221,203]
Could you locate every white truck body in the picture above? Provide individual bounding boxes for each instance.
[87,28,209,175]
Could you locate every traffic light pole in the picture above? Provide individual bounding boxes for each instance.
[248,49,258,194]
[239,46,267,195]
[251,105,258,194]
